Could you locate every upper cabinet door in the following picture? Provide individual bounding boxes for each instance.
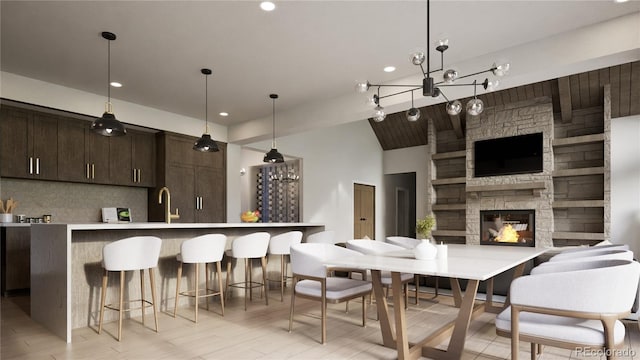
[132,131,156,187]
[85,129,111,183]
[0,107,31,178]
[108,134,133,186]
[57,118,88,182]
[30,112,58,180]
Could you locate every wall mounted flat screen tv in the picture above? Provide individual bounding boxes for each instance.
[474,133,543,177]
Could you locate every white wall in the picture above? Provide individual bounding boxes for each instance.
[383,146,429,219]
[611,115,640,257]
[248,120,384,242]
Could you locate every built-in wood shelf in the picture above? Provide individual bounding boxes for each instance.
[432,203,466,211]
[466,181,546,199]
[552,167,605,178]
[432,177,466,186]
[552,133,605,147]
[552,232,606,241]
[432,230,466,237]
[431,150,466,160]
[552,200,605,208]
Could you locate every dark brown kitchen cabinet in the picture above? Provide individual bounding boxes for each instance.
[57,117,109,183]
[109,130,156,187]
[1,106,58,180]
[149,132,226,223]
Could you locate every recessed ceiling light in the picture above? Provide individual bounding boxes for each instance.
[383,66,396,73]
[614,0,629,3]
[260,1,276,11]
[219,112,229,117]
[110,81,122,88]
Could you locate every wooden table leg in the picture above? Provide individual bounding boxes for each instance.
[371,270,396,348]
[423,279,480,360]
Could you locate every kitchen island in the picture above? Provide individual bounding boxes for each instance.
[30,222,324,342]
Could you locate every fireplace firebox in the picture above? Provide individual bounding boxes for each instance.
[480,210,535,247]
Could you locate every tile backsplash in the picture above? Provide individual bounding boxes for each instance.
[0,178,148,223]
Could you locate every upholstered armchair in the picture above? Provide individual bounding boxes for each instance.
[495,259,640,360]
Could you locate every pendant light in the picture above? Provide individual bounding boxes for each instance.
[91,31,126,136]
[193,68,220,152]
[263,94,284,163]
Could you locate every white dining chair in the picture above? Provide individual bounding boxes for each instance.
[548,248,633,262]
[385,236,440,304]
[225,232,271,311]
[267,231,303,301]
[495,259,640,360]
[346,239,414,307]
[99,236,162,341]
[174,234,227,322]
[289,243,372,344]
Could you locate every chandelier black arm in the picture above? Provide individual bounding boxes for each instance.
[377,86,423,100]
[368,83,423,88]
[448,67,496,82]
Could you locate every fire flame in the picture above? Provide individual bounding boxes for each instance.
[496,224,520,243]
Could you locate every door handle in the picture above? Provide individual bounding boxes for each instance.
[36,158,40,175]
[29,157,33,175]
[86,163,90,179]
[195,196,199,210]
[200,197,203,209]
[137,169,141,183]
[91,164,95,179]
[132,168,137,183]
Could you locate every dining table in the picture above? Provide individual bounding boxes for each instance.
[327,244,547,360]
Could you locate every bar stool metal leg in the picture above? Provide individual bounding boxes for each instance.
[174,262,183,318]
[216,262,225,316]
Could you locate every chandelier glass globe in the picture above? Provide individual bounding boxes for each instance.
[373,105,386,122]
[466,98,485,116]
[446,100,462,116]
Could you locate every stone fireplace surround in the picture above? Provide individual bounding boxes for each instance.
[465,98,554,248]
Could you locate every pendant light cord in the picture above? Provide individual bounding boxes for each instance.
[107,38,111,104]
[205,73,209,134]
[426,0,430,77]
[272,97,276,148]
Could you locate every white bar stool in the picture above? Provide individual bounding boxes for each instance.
[267,231,303,301]
[174,234,227,323]
[225,232,271,311]
[98,236,161,341]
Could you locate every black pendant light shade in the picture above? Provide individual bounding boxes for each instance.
[264,147,284,163]
[264,94,284,163]
[193,68,220,152]
[193,133,218,152]
[91,31,126,137]
[92,111,126,136]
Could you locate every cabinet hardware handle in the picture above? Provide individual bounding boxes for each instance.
[137,169,141,183]
[91,164,95,179]
[86,163,90,179]
[29,157,33,175]
[36,158,40,175]
[132,168,136,183]
[195,196,199,210]
[199,197,203,209]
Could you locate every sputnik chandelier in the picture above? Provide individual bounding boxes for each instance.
[356,0,510,122]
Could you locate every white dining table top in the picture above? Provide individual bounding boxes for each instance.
[328,244,547,281]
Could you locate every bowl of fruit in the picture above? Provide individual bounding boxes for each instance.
[241,210,260,223]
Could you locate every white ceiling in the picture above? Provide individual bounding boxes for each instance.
[1,1,639,137]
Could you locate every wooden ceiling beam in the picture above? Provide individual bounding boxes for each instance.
[558,76,573,123]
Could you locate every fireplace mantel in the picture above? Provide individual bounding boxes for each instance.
[466,181,546,199]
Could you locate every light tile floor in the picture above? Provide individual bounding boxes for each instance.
[1,287,638,359]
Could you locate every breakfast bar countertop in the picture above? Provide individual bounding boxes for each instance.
[54,222,323,230]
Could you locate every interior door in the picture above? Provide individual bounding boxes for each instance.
[354,183,375,239]
[396,187,410,236]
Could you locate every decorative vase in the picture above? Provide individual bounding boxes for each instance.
[414,239,437,260]
[0,213,13,223]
